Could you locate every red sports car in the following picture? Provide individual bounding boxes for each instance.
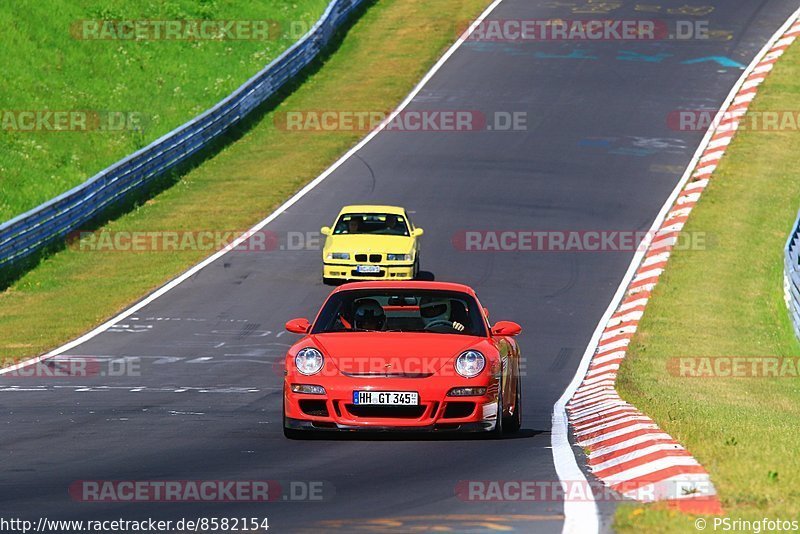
[282,281,523,437]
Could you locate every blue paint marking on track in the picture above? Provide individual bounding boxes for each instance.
[682,56,747,68]
[464,42,748,69]
[617,51,673,63]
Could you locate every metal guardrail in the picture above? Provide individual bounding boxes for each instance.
[0,0,366,269]
[785,209,800,340]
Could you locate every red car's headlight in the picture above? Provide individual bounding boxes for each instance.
[295,347,324,375]
[455,350,486,378]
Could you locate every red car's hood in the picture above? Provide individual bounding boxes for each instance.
[310,332,487,375]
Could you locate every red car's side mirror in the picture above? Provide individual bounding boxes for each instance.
[491,321,522,337]
[285,318,311,334]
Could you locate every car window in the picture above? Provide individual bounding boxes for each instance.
[312,289,486,336]
[333,213,410,236]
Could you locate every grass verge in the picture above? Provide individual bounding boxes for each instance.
[0,0,328,221]
[0,0,490,362]
[614,39,800,532]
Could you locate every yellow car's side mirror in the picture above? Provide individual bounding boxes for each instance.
[412,228,424,237]
[321,226,332,236]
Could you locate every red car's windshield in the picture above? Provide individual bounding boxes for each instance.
[312,289,487,336]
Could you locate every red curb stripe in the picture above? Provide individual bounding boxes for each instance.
[589,438,680,465]
[573,409,640,430]
[664,496,724,515]
[584,427,661,451]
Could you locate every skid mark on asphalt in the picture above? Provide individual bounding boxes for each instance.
[103,316,258,338]
[544,256,579,299]
[0,385,266,393]
[549,347,575,372]
[300,514,565,532]
[54,353,285,365]
[577,136,689,157]
[107,324,152,333]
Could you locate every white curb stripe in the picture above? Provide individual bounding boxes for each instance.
[590,443,685,472]
[605,457,702,485]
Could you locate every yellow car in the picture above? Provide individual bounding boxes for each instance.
[321,205,423,283]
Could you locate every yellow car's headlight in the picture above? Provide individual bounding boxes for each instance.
[387,253,412,261]
[326,252,350,260]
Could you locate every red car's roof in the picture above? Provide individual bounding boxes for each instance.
[332,280,477,296]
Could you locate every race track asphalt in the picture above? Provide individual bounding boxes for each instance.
[1,1,797,532]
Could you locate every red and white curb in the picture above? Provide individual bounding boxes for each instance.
[565,14,800,516]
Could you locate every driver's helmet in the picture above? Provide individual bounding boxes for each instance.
[353,299,386,331]
[419,296,451,324]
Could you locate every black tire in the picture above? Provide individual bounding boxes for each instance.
[503,369,522,433]
[412,257,420,279]
[323,276,334,286]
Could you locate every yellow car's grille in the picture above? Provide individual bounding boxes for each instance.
[355,254,383,263]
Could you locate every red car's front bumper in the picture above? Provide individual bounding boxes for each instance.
[284,375,500,432]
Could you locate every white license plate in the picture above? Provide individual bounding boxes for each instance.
[356,265,381,274]
[353,391,419,405]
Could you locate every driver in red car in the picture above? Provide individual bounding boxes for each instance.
[353,299,386,331]
[420,297,466,332]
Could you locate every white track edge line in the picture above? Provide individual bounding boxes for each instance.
[551,5,800,528]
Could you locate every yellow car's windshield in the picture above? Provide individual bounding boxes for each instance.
[333,213,409,236]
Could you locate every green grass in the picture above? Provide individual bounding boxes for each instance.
[0,0,329,221]
[0,0,491,360]
[614,41,800,532]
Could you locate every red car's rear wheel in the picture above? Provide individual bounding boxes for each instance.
[503,368,522,433]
